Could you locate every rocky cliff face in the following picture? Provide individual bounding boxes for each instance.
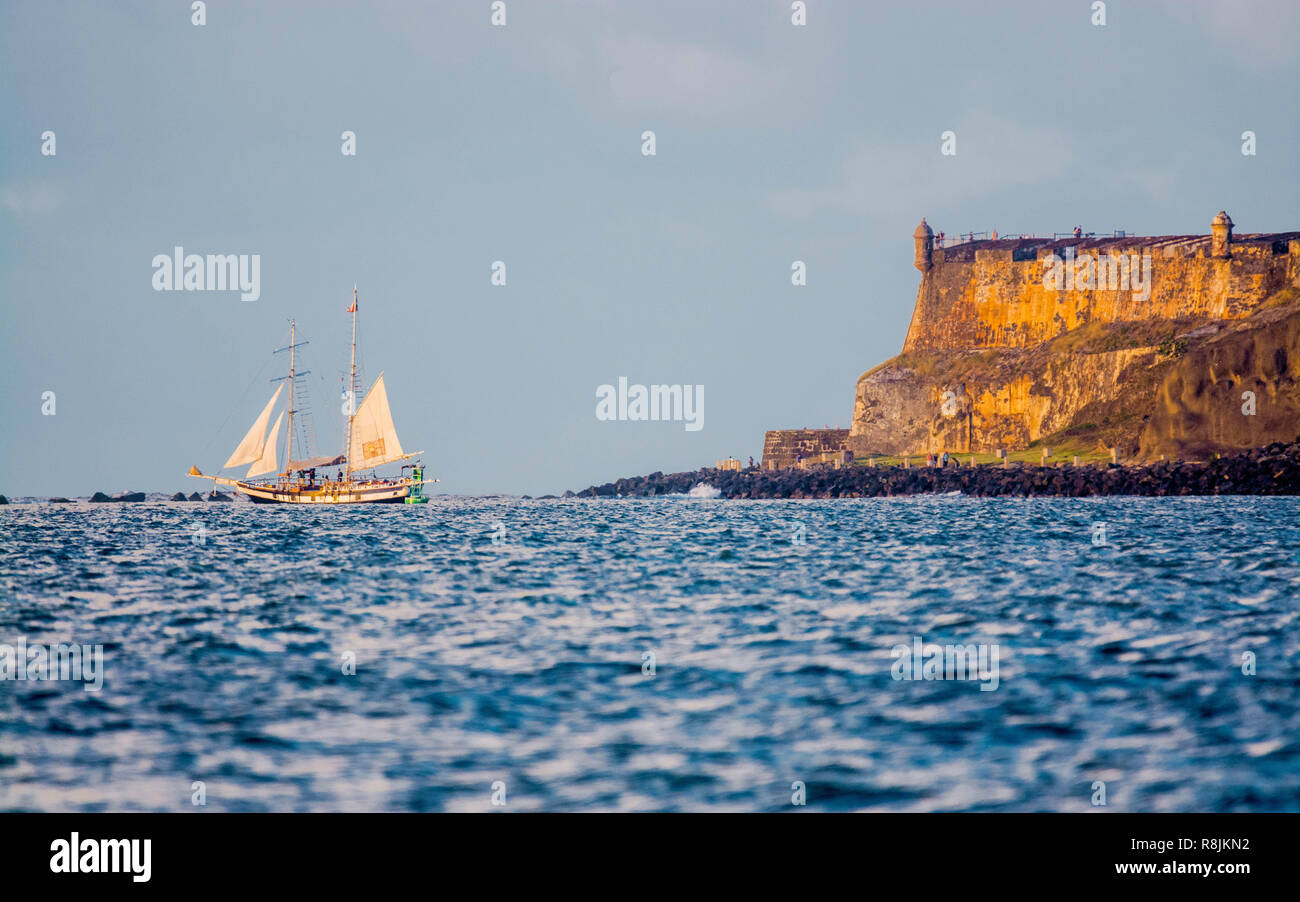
[848,221,1300,460]
[1140,301,1300,458]
[851,344,1159,456]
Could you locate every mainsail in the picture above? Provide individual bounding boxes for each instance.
[246,411,284,478]
[347,373,405,469]
[223,383,284,469]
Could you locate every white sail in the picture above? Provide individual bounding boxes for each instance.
[347,373,405,469]
[246,411,284,478]
[223,384,284,469]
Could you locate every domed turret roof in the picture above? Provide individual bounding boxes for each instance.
[914,219,934,239]
[1212,210,1234,228]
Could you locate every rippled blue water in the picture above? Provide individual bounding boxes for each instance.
[1,496,1297,812]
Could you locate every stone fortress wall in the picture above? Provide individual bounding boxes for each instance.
[763,212,1300,468]
[903,216,1299,352]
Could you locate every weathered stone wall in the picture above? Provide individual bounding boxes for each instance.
[762,429,849,469]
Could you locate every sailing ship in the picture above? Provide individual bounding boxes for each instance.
[187,288,432,504]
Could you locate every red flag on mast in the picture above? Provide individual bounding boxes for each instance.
[347,285,357,313]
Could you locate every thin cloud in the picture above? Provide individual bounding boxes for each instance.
[767,111,1076,219]
[598,33,788,118]
[1158,0,1300,70]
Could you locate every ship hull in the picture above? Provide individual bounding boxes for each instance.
[236,479,412,505]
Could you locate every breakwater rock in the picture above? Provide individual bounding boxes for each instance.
[88,491,146,503]
[575,442,1300,499]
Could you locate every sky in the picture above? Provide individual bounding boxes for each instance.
[2,0,1298,497]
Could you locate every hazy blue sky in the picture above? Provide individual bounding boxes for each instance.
[2,0,1298,496]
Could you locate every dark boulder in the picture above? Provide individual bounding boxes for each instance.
[113,492,146,502]
[89,492,112,503]
[187,492,205,501]
[207,491,232,502]
[48,497,73,504]
[170,492,187,501]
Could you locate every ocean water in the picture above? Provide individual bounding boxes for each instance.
[1,496,1297,812]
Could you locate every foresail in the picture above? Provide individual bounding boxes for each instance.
[223,383,284,469]
[347,373,405,469]
[246,411,284,478]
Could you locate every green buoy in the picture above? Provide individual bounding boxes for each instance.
[405,466,429,504]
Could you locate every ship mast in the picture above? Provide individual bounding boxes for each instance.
[270,322,309,480]
[344,286,358,481]
[285,319,295,478]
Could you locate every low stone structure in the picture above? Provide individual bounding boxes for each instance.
[761,428,850,469]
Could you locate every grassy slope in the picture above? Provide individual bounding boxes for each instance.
[854,287,1300,460]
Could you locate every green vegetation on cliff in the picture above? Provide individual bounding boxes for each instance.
[853,286,1300,461]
